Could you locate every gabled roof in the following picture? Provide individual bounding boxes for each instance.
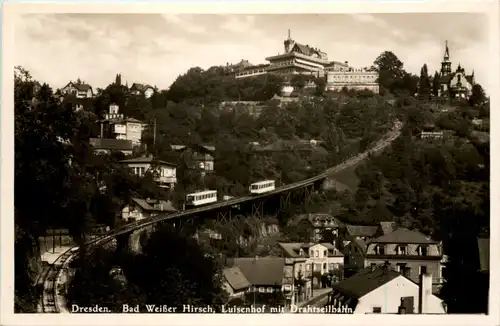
[308,213,344,228]
[130,198,177,213]
[371,228,437,244]
[223,267,251,291]
[346,225,379,237]
[120,156,177,166]
[63,81,93,92]
[278,242,343,258]
[131,83,154,92]
[89,138,133,151]
[332,265,401,299]
[227,257,285,286]
[477,237,489,272]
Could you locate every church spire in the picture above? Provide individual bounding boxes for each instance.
[444,40,450,60]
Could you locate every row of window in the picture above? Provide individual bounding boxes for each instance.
[187,192,217,201]
[371,262,427,276]
[250,181,275,190]
[328,74,377,81]
[375,245,428,256]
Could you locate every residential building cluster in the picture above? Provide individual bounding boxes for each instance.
[230,29,379,94]
[221,213,453,314]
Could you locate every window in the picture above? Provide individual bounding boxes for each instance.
[420,265,427,275]
[323,263,327,270]
[306,264,311,271]
[315,250,319,258]
[309,250,313,257]
[329,263,334,270]
[266,287,273,293]
[324,250,327,257]
[376,245,386,255]
[418,246,428,256]
[258,287,265,293]
[373,307,382,313]
[397,246,408,255]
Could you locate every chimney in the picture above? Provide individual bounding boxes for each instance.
[418,272,432,314]
[398,298,406,314]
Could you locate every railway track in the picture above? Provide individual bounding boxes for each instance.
[39,121,402,313]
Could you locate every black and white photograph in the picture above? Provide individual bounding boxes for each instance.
[2,1,497,325]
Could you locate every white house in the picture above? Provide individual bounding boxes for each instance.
[120,156,177,188]
[60,81,94,98]
[278,242,344,276]
[121,197,177,222]
[101,104,145,146]
[329,264,447,314]
[130,83,155,99]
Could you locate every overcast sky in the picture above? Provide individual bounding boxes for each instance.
[14,13,489,90]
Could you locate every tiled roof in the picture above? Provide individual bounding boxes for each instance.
[346,225,379,237]
[120,156,177,166]
[227,257,285,286]
[89,138,133,151]
[223,267,251,291]
[332,265,401,299]
[131,198,177,213]
[278,242,343,258]
[477,238,489,272]
[73,83,92,92]
[131,83,154,92]
[308,213,344,228]
[380,221,397,235]
[371,228,437,244]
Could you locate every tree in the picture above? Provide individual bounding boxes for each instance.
[373,51,406,94]
[432,71,441,97]
[468,84,486,107]
[418,64,431,99]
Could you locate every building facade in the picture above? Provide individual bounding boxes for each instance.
[130,83,155,99]
[329,265,447,314]
[121,198,177,222]
[60,81,94,98]
[120,156,177,188]
[100,104,145,146]
[436,40,475,99]
[326,67,379,93]
[364,228,443,293]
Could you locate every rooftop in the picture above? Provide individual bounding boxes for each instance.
[89,138,133,151]
[223,267,251,291]
[371,228,437,244]
[278,242,344,258]
[130,198,177,213]
[120,156,176,166]
[332,265,401,299]
[345,225,379,237]
[227,257,285,286]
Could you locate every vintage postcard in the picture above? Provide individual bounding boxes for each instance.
[2,1,498,326]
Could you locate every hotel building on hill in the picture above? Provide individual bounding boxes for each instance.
[234,30,379,93]
[326,66,379,93]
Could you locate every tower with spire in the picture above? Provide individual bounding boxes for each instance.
[284,29,295,54]
[440,40,452,76]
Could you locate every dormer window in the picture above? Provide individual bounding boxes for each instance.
[397,245,408,255]
[417,245,428,256]
[376,245,386,255]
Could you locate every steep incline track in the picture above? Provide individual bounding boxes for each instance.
[39,121,402,313]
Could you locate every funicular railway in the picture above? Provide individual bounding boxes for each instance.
[39,121,402,313]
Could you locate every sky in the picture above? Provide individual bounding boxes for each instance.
[14,13,489,91]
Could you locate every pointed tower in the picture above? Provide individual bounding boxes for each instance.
[284,29,295,54]
[440,40,452,76]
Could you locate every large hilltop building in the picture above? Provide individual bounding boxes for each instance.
[434,40,476,99]
[234,30,379,93]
